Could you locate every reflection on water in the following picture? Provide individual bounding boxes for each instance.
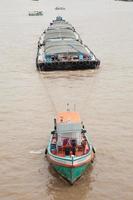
[40,69,99,79]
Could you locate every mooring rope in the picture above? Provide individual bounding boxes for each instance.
[38,72,57,115]
[81,65,102,121]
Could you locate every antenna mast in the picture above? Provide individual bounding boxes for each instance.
[67,103,70,111]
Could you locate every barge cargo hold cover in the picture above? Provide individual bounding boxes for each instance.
[36,16,100,71]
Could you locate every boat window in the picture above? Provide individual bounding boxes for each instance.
[57,122,81,134]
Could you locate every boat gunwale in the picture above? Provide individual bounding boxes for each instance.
[47,136,93,162]
[47,154,94,168]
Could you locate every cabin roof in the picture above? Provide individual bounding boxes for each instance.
[56,112,81,124]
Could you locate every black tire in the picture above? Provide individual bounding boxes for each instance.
[45,148,48,155]
[92,146,96,154]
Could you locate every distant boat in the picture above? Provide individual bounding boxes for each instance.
[29,11,43,16]
[55,7,66,10]
[36,16,100,71]
[45,111,96,184]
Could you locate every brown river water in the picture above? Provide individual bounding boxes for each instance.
[0,0,133,199]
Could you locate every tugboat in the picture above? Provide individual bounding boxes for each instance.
[36,16,100,71]
[45,111,96,184]
[55,7,66,10]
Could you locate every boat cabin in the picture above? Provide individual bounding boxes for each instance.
[50,112,90,157]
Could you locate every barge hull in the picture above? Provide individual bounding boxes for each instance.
[36,60,100,71]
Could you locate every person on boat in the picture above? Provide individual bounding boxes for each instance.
[52,136,56,144]
[65,140,71,156]
[81,139,87,154]
[71,146,76,155]
[63,138,68,146]
[71,139,77,155]
[84,142,90,154]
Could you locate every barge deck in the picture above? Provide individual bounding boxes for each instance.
[36,16,100,71]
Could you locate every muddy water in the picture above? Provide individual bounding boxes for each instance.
[0,0,133,199]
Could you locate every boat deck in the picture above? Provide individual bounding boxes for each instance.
[51,144,90,157]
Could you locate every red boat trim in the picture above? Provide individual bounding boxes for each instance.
[47,153,95,168]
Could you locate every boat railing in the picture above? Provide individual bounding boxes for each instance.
[51,143,90,157]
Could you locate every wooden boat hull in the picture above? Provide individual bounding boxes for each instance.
[47,145,95,184]
[53,162,92,184]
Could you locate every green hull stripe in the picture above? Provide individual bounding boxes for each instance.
[53,163,91,183]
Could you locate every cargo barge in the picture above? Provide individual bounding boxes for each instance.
[36,16,100,71]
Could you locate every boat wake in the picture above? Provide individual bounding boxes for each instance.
[29,148,45,154]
